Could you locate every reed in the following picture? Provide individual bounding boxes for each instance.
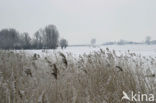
[0,49,155,103]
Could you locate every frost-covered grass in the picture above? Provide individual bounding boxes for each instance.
[0,48,156,103]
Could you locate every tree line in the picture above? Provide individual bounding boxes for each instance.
[103,36,156,45]
[0,24,68,49]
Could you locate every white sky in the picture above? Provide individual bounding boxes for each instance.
[0,0,156,45]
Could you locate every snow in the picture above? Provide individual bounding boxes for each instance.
[15,44,156,57]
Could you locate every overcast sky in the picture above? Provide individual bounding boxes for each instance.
[0,0,156,45]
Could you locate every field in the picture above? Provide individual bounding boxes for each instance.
[21,44,156,57]
[0,45,156,103]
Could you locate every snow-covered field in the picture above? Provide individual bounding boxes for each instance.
[18,44,156,57]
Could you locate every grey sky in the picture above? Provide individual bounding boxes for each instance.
[0,0,156,45]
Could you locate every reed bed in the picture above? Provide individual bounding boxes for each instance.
[0,49,156,103]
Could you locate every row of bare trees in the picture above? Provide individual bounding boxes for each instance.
[0,24,68,49]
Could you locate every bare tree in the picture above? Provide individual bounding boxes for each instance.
[0,28,19,49]
[34,29,44,49]
[60,38,68,49]
[90,38,96,47]
[21,32,31,49]
[145,36,151,45]
[44,25,59,49]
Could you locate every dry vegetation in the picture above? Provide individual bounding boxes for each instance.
[0,49,156,103]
